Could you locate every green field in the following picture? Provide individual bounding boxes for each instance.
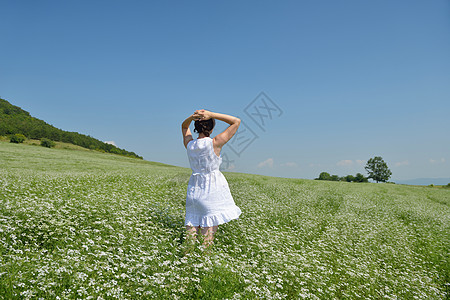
[0,142,449,299]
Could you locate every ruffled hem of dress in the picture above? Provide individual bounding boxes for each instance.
[185,208,242,227]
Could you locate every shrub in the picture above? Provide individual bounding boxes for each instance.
[40,138,55,148]
[10,133,26,143]
[428,184,434,187]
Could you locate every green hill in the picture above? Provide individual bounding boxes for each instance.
[0,142,449,299]
[0,97,142,159]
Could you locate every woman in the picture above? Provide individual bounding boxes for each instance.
[181,109,241,247]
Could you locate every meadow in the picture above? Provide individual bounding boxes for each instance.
[0,142,449,299]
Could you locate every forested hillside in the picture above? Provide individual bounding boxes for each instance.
[0,98,142,158]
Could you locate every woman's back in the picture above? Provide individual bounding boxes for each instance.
[186,137,221,174]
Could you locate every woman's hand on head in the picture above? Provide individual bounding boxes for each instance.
[194,109,213,120]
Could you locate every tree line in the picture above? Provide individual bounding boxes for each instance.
[315,156,392,183]
[315,172,369,182]
[0,98,142,159]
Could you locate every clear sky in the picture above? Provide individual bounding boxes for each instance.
[1,0,449,181]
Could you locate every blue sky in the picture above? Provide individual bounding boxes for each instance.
[1,0,449,181]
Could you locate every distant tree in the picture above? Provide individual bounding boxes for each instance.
[10,133,26,143]
[365,156,392,183]
[316,172,331,181]
[354,173,368,183]
[344,175,355,182]
[330,175,340,181]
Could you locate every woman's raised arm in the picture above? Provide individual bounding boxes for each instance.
[181,114,195,148]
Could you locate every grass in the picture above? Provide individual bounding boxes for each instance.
[0,141,449,299]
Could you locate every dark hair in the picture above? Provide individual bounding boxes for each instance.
[194,119,215,137]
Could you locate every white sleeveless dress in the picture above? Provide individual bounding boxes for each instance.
[185,137,241,227]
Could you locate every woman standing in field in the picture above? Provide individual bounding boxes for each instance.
[181,109,242,247]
